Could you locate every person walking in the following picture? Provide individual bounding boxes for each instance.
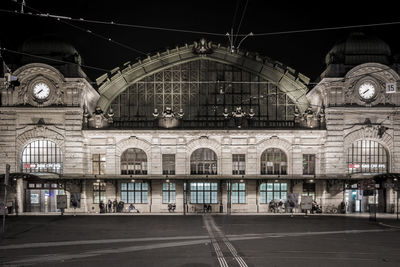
[107,199,112,213]
[112,198,117,213]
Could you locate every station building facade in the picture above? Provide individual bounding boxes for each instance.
[1,33,400,214]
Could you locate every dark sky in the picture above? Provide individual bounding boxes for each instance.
[1,0,400,83]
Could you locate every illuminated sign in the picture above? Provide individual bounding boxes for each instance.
[24,163,62,169]
[348,164,385,169]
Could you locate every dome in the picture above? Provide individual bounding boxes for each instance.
[325,32,392,66]
[19,35,82,65]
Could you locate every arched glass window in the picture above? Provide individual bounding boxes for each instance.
[21,140,62,173]
[190,148,217,175]
[120,148,147,175]
[348,140,388,174]
[261,148,287,175]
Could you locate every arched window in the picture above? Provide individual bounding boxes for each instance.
[21,140,62,173]
[190,148,217,175]
[120,148,147,175]
[261,148,287,175]
[348,140,388,174]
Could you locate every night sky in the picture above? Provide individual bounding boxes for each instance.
[1,0,400,83]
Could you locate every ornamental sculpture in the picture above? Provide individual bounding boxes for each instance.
[86,106,114,129]
[152,107,184,128]
[193,38,213,55]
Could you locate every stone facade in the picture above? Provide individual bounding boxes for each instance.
[1,38,400,215]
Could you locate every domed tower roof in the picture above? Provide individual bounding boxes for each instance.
[321,32,392,78]
[18,35,85,77]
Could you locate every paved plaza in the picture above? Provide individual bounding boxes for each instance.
[1,214,400,267]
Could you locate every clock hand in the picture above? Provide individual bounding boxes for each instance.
[37,89,43,94]
[363,89,369,94]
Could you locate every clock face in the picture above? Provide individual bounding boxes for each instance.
[358,82,376,101]
[33,82,50,100]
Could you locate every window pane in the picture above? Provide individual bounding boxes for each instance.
[211,183,218,190]
[163,191,169,203]
[232,183,238,190]
[281,183,287,191]
[128,192,134,203]
[260,183,266,191]
[142,192,148,203]
[260,192,266,203]
[232,192,238,204]
[239,192,246,203]
[239,183,245,190]
[170,192,176,203]
[211,192,218,203]
[267,183,273,191]
[142,183,148,190]
[267,192,273,203]
[121,183,127,190]
[128,183,134,190]
[274,183,280,191]
[163,183,169,190]
[191,192,197,203]
[170,183,176,190]
[121,192,127,203]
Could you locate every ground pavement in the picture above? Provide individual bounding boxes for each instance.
[0,214,400,267]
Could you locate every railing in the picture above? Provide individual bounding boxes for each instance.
[110,119,296,129]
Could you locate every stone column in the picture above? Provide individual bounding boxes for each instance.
[16,178,24,214]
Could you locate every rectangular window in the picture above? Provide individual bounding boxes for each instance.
[232,154,245,175]
[162,182,176,203]
[92,154,106,175]
[120,182,148,203]
[190,182,218,204]
[162,154,175,175]
[93,182,106,204]
[232,182,246,204]
[303,154,315,175]
[260,182,287,204]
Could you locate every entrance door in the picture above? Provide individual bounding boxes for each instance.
[25,189,65,212]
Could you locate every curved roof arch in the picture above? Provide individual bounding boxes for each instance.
[96,41,310,113]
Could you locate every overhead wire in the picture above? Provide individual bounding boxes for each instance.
[1,7,400,38]
[234,0,249,45]
[20,4,149,57]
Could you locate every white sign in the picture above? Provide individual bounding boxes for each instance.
[24,163,61,169]
[386,83,397,94]
[30,193,39,204]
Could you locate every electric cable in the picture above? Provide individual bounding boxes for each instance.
[1,6,400,37]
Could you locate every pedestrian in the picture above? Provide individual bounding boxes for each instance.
[269,199,276,213]
[278,199,283,213]
[207,204,212,213]
[113,198,117,213]
[107,199,112,213]
[99,200,105,213]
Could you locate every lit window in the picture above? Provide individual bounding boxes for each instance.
[93,182,106,204]
[347,140,388,174]
[21,140,62,173]
[232,182,246,204]
[92,154,106,175]
[121,182,148,203]
[162,182,176,203]
[190,182,218,204]
[260,182,287,204]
